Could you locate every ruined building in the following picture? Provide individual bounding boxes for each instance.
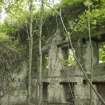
[40,29,105,105]
[0,1,105,105]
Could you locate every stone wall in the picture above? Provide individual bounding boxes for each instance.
[47,29,66,103]
[0,62,28,105]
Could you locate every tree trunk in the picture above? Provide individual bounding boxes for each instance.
[39,0,44,105]
[28,0,33,104]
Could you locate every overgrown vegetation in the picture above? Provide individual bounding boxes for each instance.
[0,1,105,74]
[0,0,105,74]
[0,0,105,104]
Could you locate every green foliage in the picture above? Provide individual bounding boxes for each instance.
[0,0,105,64]
[67,49,76,66]
[61,0,83,6]
[99,43,105,63]
[66,0,105,38]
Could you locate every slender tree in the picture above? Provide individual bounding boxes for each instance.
[39,0,44,105]
[28,0,33,104]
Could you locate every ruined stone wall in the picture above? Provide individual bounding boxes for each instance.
[1,32,105,105]
[47,29,66,103]
[0,62,28,105]
[74,40,99,105]
[42,26,100,105]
